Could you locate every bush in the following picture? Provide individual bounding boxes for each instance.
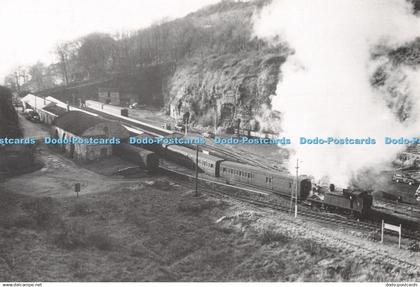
[408,240,420,252]
[340,260,355,281]
[259,230,290,245]
[177,198,219,214]
[367,231,381,242]
[300,239,328,257]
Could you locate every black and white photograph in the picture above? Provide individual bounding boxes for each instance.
[0,0,419,284]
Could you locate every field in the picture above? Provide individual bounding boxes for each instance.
[1,172,419,281]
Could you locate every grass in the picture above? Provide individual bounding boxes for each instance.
[0,185,418,281]
[259,230,290,245]
[177,197,222,214]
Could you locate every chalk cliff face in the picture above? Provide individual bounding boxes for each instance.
[167,51,285,131]
[164,0,420,133]
[162,0,287,132]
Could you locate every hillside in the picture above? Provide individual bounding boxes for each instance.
[7,0,420,133]
[0,86,21,138]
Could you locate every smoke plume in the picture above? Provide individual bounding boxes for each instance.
[253,0,420,186]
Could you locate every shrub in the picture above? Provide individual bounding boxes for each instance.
[177,198,219,214]
[408,240,420,252]
[300,239,328,257]
[259,230,290,245]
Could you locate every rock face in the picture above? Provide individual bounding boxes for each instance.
[371,38,420,123]
[163,0,287,132]
[167,51,285,131]
[164,1,420,133]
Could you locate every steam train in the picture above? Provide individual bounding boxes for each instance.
[160,143,373,216]
[307,185,373,217]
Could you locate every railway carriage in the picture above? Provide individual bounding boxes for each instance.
[219,161,312,199]
[164,144,224,177]
[114,143,159,171]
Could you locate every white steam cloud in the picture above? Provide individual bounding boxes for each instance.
[253,0,420,186]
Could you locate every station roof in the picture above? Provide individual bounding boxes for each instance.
[21,94,49,109]
[53,111,109,136]
[43,104,68,116]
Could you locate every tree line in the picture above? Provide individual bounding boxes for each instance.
[4,0,270,95]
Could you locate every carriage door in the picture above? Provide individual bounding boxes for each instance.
[266,176,273,190]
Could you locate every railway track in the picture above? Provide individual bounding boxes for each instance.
[161,166,419,241]
[78,100,419,238]
[161,167,420,272]
[375,198,420,215]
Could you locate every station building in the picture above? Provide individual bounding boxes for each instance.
[51,111,129,161]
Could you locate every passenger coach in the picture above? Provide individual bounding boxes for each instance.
[219,161,312,199]
[164,144,224,177]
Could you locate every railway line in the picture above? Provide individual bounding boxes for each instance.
[375,198,420,214]
[160,166,420,272]
[78,99,419,239]
[160,165,419,241]
[83,100,281,171]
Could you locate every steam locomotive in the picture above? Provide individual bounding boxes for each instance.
[307,185,373,217]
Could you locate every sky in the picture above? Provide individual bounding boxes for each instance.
[0,0,220,83]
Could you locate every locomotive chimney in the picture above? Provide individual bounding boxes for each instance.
[329,184,335,192]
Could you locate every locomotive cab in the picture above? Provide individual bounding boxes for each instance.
[299,178,312,199]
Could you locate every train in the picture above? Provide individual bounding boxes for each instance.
[159,143,373,216]
[307,186,373,217]
[82,100,373,216]
[161,143,311,198]
[114,143,159,171]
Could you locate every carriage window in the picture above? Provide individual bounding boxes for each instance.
[289,182,292,188]
[211,164,214,168]
[248,173,250,178]
[223,168,226,172]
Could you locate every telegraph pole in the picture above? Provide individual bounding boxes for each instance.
[195,144,199,197]
[290,158,299,217]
